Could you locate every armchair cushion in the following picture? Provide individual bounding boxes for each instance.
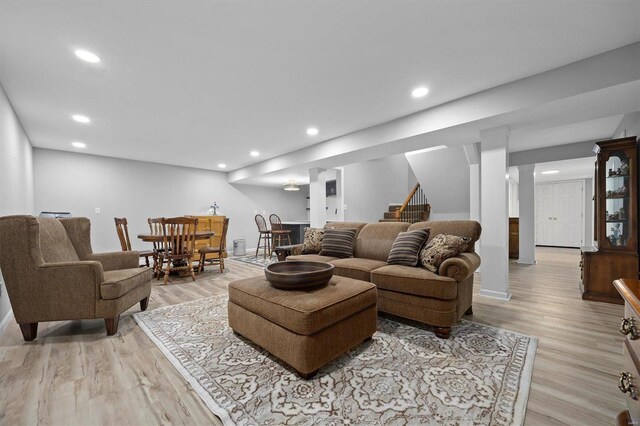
[38,218,80,263]
[371,265,457,299]
[101,267,154,300]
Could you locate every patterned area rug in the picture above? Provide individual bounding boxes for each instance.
[134,295,537,425]
[231,254,278,267]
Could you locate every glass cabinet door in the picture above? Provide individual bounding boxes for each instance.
[604,151,630,248]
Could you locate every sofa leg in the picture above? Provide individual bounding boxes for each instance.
[19,323,38,341]
[105,316,120,336]
[465,306,473,316]
[140,297,149,311]
[434,327,451,339]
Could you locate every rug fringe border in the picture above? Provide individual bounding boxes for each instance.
[133,311,235,426]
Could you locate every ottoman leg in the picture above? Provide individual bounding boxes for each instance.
[299,369,318,380]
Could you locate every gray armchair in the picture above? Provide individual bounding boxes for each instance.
[0,215,153,341]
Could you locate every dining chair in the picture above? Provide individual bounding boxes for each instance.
[157,216,199,285]
[198,217,229,273]
[269,214,292,247]
[147,217,165,276]
[114,217,154,267]
[254,214,272,258]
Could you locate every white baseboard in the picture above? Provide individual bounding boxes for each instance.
[479,289,512,301]
[0,309,14,333]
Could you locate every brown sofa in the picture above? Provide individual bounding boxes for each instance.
[287,220,481,338]
[0,215,153,340]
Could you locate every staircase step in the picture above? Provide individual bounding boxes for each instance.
[388,204,430,213]
[383,212,398,219]
[388,205,401,212]
[379,219,400,222]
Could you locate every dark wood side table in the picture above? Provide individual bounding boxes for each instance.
[614,278,640,424]
[274,245,297,262]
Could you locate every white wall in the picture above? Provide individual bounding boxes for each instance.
[0,85,34,323]
[33,149,307,252]
[405,146,470,220]
[343,154,411,223]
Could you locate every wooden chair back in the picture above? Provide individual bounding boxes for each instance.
[147,217,164,251]
[255,214,269,233]
[269,214,284,232]
[220,217,230,251]
[161,216,199,258]
[114,217,132,251]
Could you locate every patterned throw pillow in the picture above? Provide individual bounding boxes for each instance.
[387,228,431,267]
[319,228,357,258]
[420,234,472,273]
[302,227,324,254]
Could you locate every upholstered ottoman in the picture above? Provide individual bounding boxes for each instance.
[228,275,377,379]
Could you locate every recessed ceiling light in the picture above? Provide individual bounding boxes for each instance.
[72,114,90,123]
[307,127,319,136]
[411,86,429,98]
[74,49,101,63]
[250,151,260,157]
[72,141,86,148]
[541,170,560,175]
[218,163,226,169]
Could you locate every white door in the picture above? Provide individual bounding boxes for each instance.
[535,181,584,247]
[535,184,555,245]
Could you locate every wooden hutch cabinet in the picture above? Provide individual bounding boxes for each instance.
[191,215,228,263]
[581,137,639,304]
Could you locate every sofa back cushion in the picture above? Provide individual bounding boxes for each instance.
[319,228,357,258]
[408,220,481,253]
[37,218,80,263]
[354,222,410,261]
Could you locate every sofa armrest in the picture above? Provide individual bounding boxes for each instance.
[438,252,481,282]
[86,251,139,271]
[289,244,305,256]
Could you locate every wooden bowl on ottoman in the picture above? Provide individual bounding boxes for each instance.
[265,261,334,290]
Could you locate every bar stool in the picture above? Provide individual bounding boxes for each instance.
[269,214,292,248]
[254,214,272,258]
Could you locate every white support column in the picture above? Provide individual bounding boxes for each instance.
[479,127,511,301]
[335,167,345,222]
[518,164,536,264]
[309,168,327,228]
[464,143,481,257]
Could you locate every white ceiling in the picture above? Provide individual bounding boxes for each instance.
[509,156,596,184]
[1,0,639,177]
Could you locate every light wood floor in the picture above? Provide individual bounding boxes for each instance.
[0,248,625,425]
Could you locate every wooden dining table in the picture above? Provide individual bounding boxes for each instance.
[136,231,215,243]
[137,231,215,275]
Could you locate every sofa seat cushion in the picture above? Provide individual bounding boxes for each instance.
[286,254,338,262]
[228,275,377,336]
[101,267,153,300]
[371,265,457,299]
[330,258,388,282]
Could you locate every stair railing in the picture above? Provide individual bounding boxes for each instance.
[394,183,431,223]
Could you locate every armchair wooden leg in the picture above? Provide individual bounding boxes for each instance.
[105,315,120,336]
[140,296,149,311]
[19,323,38,341]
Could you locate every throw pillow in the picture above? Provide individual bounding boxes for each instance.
[301,227,324,254]
[319,228,357,258]
[387,228,431,266]
[420,234,472,273]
